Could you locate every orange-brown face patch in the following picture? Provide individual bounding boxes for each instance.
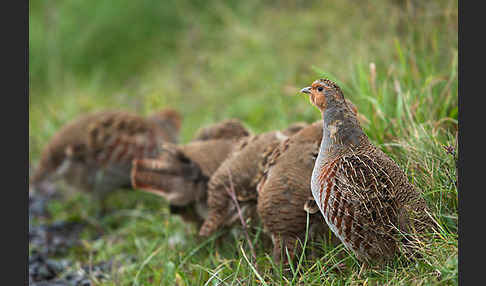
[309,81,327,110]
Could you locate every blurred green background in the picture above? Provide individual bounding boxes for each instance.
[29,0,458,284]
[29,0,457,156]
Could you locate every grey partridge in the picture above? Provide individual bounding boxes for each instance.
[131,137,246,226]
[198,125,304,237]
[30,109,182,207]
[192,118,250,141]
[300,79,432,264]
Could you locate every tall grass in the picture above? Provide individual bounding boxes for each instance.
[29,0,458,284]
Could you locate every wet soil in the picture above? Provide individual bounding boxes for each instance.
[28,190,112,286]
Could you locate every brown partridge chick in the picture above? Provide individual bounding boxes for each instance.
[300,79,433,265]
[192,118,250,141]
[257,102,355,265]
[30,109,182,210]
[198,125,303,237]
[257,121,324,264]
[257,116,357,264]
[131,138,242,227]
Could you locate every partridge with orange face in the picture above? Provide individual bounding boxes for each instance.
[300,79,432,264]
[30,109,182,207]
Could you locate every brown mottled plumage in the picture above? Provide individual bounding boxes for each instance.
[199,125,303,237]
[256,100,356,264]
[192,118,250,141]
[301,79,432,264]
[131,119,251,226]
[30,109,182,205]
[257,121,324,263]
[131,138,244,226]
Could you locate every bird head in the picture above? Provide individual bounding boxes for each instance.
[300,79,348,112]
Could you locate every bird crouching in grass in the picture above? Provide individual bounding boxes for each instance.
[131,138,242,228]
[131,119,251,227]
[198,123,308,238]
[256,109,355,266]
[29,109,182,214]
[256,120,331,265]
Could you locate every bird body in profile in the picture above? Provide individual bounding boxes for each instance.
[199,124,307,237]
[256,100,357,264]
[256,121,329,263]
[300,79,432,264]
[30,109,182,204]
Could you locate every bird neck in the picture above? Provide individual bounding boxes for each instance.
[318,105,366,158]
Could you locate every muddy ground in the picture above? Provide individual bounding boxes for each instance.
[29,190,114,286]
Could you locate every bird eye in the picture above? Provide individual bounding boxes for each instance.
[317,86,324,92]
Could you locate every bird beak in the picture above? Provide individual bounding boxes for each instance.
[300,87,311,95]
